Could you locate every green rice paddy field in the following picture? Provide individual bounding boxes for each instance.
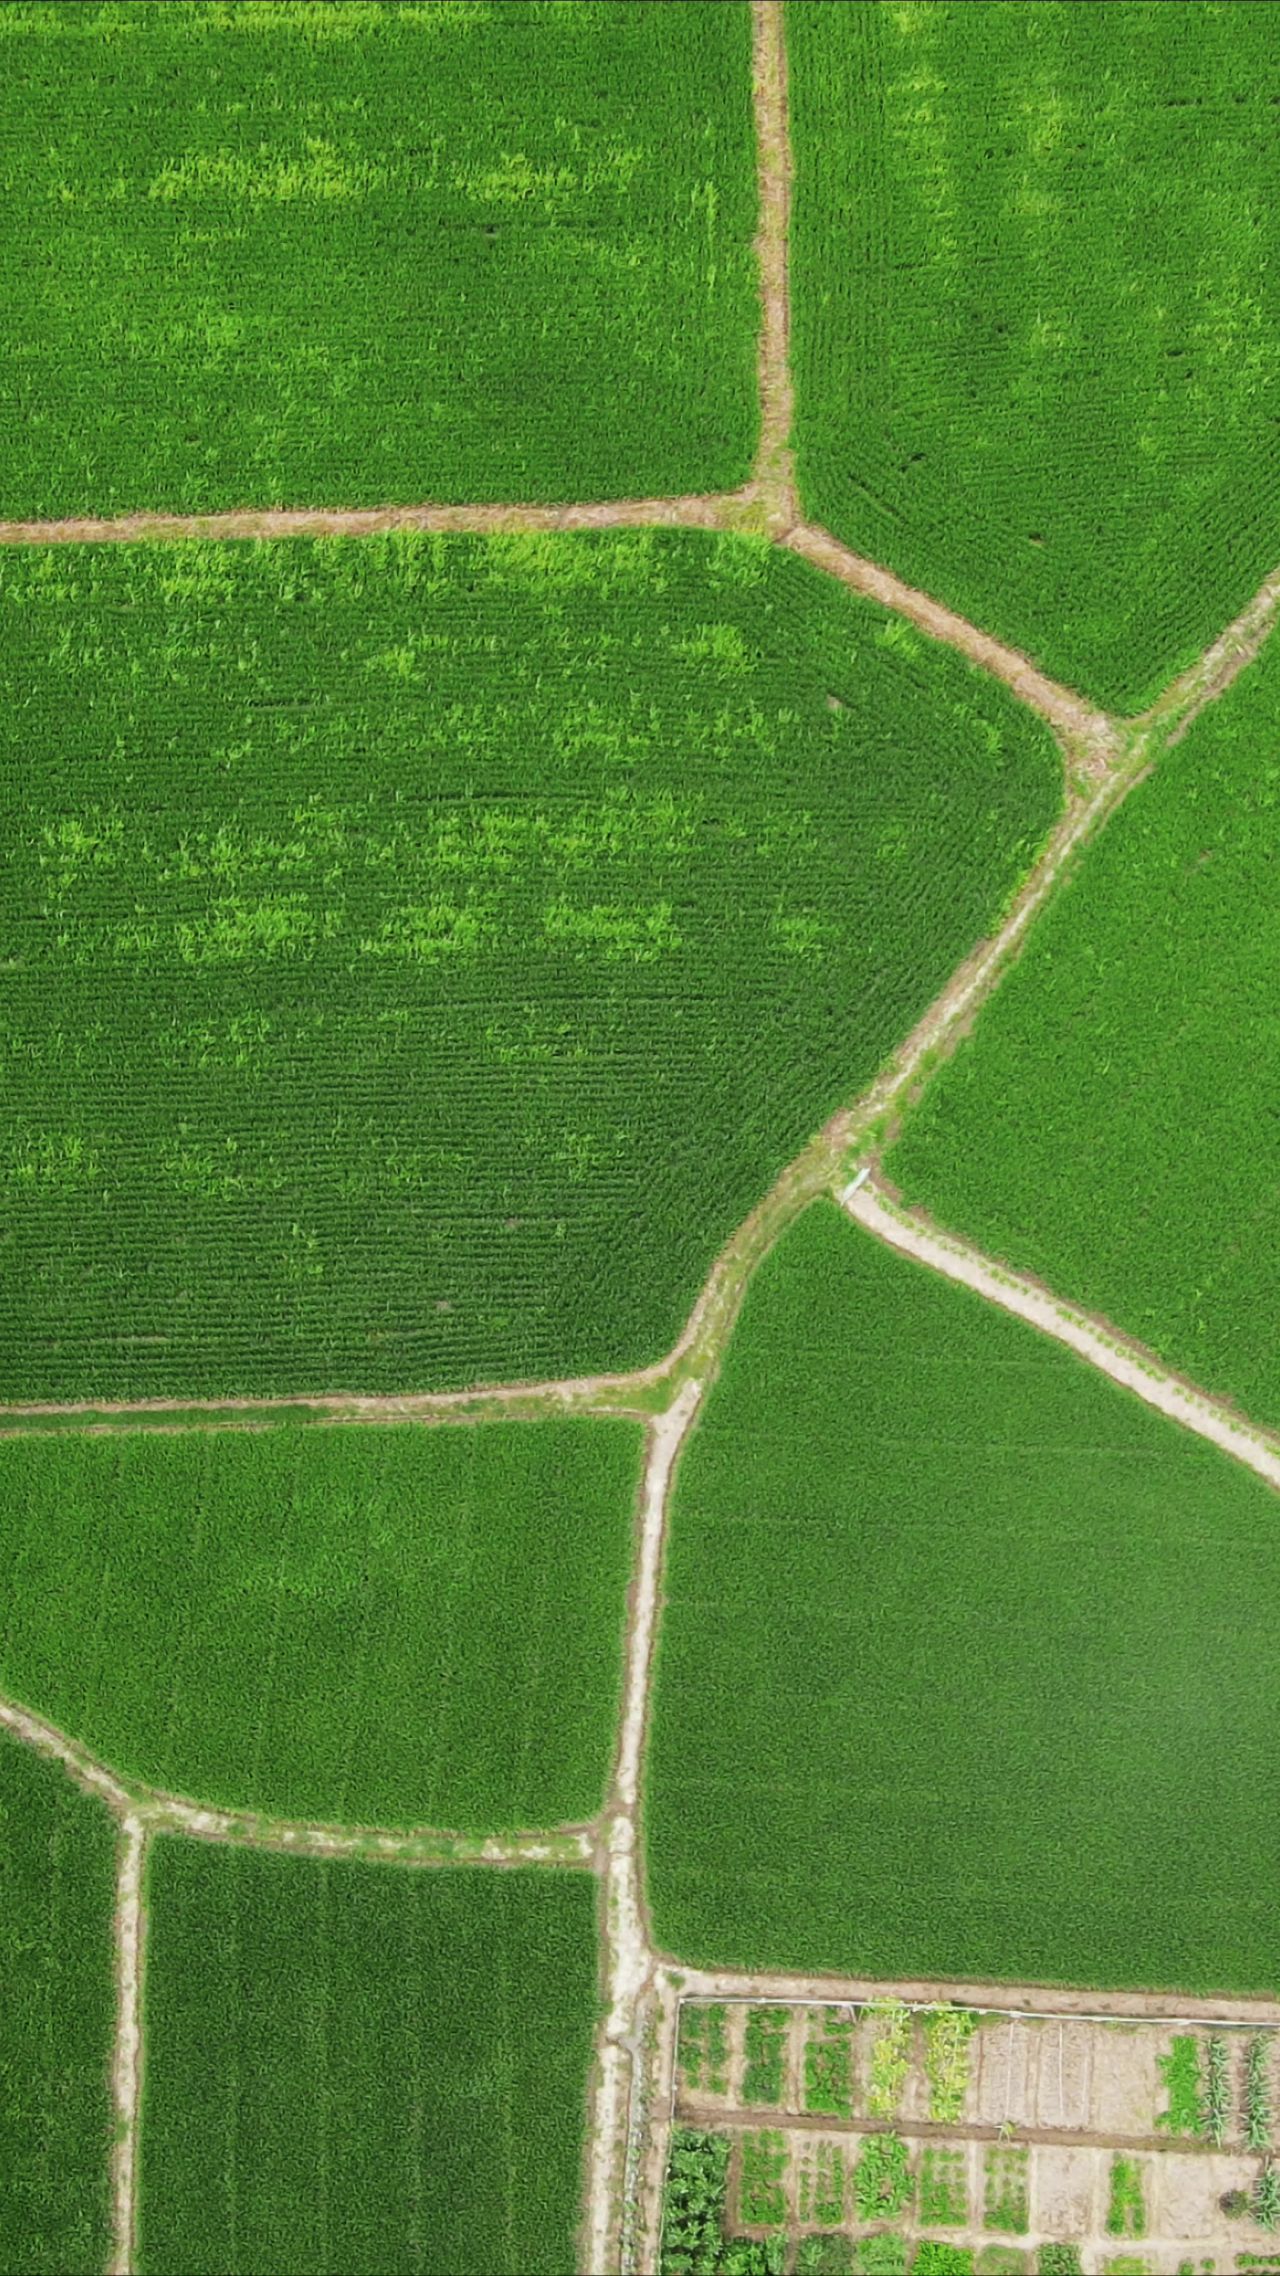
[788,0,1280,711]
[890,619,1280,1436]
[646,1201,1280,1992]
[0,1736,115,2276]
[0,530,1059,1401]
[0,1418,639,1828]
[137,1844,597,2276]
[0,0,757,513]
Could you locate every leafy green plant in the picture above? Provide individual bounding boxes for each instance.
[913,2249,974,2275]
[867,2001,914,2118]
[742,2012,790,2108]
[924,2007,979,2121]
[920,2145,968,2226]
[1106,2158,1146,2239]
[797,2139,845,2227]
[797,2240,853,2276]
[804,2007,854,2117]
[1205,2035,1230,2146]
[1035,2252,1083,2276]
[1247,2036,1273,2152]
[854,2131,914,2222]
[1255,2163,1280,2233]
[853,2239,907,2276]
[661,2128,730,2275]
[678,2003,730,2096]
[975,2251,1028,2276]
[984,2145,1029,2234]
[739,2131,788,2227]
[1158,2036,1203,2135]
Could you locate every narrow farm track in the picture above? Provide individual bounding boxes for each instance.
[0,489,750,547]
[0,1376,652,1433]
[144,1799,595,1870]
[785,522,1119,765]
[584,1387,704,2275]
[843,1178,1280,1495]
[109,1818,146,2276]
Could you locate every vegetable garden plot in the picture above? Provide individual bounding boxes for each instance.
[889,618,1280,1436]
[0,1733,115,2276]
[788,0,1280,712]
[645,1201,1280,1991]
[663,2007,1280,2274]
[0,1418,638,1828]
[137,1844,596,2276]
[0,531,1059,1401]
[0,0,757,515]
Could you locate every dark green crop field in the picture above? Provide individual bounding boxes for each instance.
[889,625,1280,1434]
[0,1736,115,2276]
[646,1202,1280,1992]
[0,1419,639,1827]
[789,0,1280,712]
[0,531,1059,1401]
[0,0,757,514]
[137,1845,598,2276]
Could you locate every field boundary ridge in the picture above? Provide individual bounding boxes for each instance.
[841,1177,1280,1494]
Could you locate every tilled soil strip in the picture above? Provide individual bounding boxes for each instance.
[674,2099,1253,2156]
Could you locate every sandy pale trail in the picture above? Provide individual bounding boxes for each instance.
[109,1818,147,2276]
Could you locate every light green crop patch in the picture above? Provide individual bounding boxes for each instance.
[0,529,1059,1401]
[0,0,758,513]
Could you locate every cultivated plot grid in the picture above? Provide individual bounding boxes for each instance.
[5,7,1280,2275]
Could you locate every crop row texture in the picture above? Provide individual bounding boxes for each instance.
[0,531,1059,1401]
[0,0,758,515]
[788,0,1280,712]
[137,1844,597,2276]
[0,1732,115,2276]
[645,1200,1280,1990]
[888,614,1280,1435]
[0,1418,641,1829]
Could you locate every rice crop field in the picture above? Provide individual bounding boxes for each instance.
[137,1843,598,2276]
[645,1201,1280,1992]
[787,0,1280,712]
[0,530,1060,1402]
[0,0,758,515]
[888,620,1280,1436]
[0,1418,639,1828]
[0,1734,116,2276]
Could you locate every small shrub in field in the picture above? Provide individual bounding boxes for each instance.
[1157,2036,1202,2134]
[984,2145,1029,2233]
[919,2145,967,2226]
[1105,2158,1146,2239]
[739,2131,787,2227]
[1204,2033,1229,2145]
[923,2006,978,2121]
[867,2001,913,2118]
[1248,2036,1273,2151]
[853,2132,913,2223]
[741,2010,790,2107]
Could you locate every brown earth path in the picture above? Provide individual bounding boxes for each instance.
[108,1819,146,2276]
[674,2100,1261,2157]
